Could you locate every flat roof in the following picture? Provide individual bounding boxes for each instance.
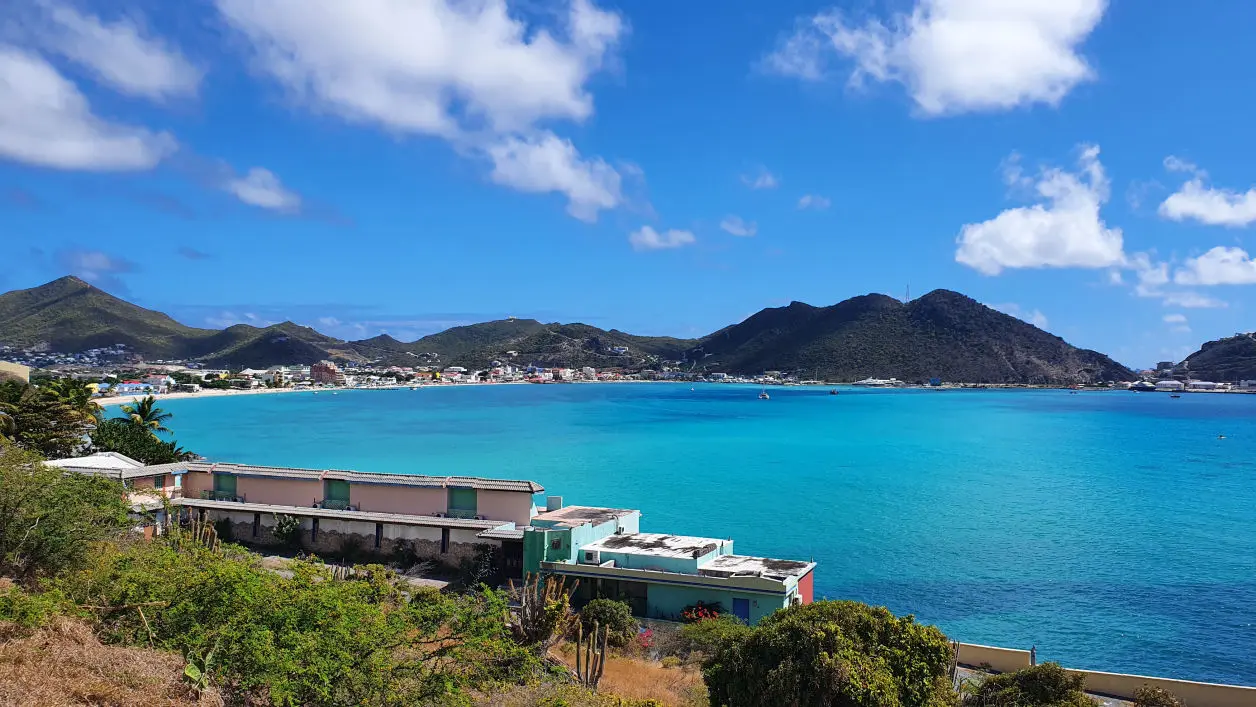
[47,452,142,470]
[699,554,814,580]
[531,505,637,528]
[175,498,506,530]
[185,461,544,494]
[583,532,725,560]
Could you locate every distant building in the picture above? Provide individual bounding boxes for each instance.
[1155,380,1185,392]
[142,374,175,393]
[310,361,343,385]
[581,367,597,379]
[0,360,30,383]
[609,346,629,355]
[1186,380,1223,391]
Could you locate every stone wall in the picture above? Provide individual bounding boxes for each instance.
[190,507,495,571]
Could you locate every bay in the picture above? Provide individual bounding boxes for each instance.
[156,383,1256,686]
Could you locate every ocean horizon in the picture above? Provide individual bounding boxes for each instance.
[154,383,1256,686]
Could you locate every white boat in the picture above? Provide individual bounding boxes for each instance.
[851,377,900,387]
[758,388,770,400]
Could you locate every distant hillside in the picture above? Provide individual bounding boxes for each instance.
[0,278,1134,382]
[1180,333,1256,381]
[0,276,219,358]
[452,323,696,370]
[692,290,1134,384]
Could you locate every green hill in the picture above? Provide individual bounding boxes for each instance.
[0,278,1134,382]
[0,276,219,358]
[692,290,1134,384]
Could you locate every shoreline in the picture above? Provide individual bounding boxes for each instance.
[100,379,1256,407]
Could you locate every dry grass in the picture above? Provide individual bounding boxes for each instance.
[0,618,221,707]
[550,642,708,707]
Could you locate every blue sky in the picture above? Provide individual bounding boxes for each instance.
[3,0,1255,367]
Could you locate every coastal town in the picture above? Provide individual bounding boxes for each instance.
[4,342,1256,399]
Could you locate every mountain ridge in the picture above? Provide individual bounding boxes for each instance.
[0,277,1138,382]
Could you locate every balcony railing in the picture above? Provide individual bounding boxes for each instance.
[446,509,478,520]
[200,491,244,502]
[320,499,353,511]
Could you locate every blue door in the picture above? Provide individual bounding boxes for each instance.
[732,598,750,623]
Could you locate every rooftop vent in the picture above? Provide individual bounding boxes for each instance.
[545,496,563,512]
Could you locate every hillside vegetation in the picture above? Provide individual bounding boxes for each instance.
[0,277,1136,383]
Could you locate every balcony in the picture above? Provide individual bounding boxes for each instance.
[200,491,245,502]
[319,499,356,511]
[445,508,478,520]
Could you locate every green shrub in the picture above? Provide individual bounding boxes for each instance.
[661,655,682,669]
[272,513,303,551]
[52,539,541,706]
[0,586,78,628]
[965,662,1096,707]
[0,445,130,581]
[579,598,639,647]
[703,599,956,707]
[673,614,751,658]
[1133,685,1185,707]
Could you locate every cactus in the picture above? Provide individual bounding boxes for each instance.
[507,573,576,652]
[574,619,609,690]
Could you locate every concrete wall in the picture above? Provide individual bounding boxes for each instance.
[1067,669,1256,707]
[193,507,492,569]
[350,484,445,516]
[646,583,786,625]
[955,643,1033,673]
[237,476,322,506]
[477,490,534,525]
[183,471,214,498]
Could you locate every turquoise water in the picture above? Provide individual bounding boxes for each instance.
[155,384,1256,686]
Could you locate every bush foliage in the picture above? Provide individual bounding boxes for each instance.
[964,663,1096,707]
[0,445,130,582]
[579,598,639,647]
[703,600,956,707]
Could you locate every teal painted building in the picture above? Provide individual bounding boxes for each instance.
[523,504,815,625]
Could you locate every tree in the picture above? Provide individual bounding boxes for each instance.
[90,418,195,464]
[119,395,173,435]
[0,445,130,582]
[1132,686,1185,707]
[703,600,956,707]
[38,378,102,425]
[579,598,639,647]
[963,663,1096,707]
[1,381,95,459]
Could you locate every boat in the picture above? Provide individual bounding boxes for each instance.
[1130,381,1157,392]
[852,377,900,387]
[829,389,839,395]
[1170,394,1181,399]
[758,388,770,400]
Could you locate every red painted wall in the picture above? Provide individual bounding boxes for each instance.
[797,570,815,605]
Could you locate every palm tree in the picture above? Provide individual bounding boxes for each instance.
[120,395,173,435]
[39,378,102,425]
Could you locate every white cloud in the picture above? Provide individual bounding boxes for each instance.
[1162,313,1191,334]
[741,169,779,190]
[204,311,277,328]
[27,0,201,100]
[1174,247,1256,286]
[1161,291,1226,309]
[214,0,625,220]
[224,167,302,213]
[797,194,832,210]
[487,133,621,222]
[720,215,757,237]
[1163,155,1201,175]
[628,226,695,252]
[956,144,1123,275]
[216,0,621,136]
[764,0,1107,115]
[1159,178,1256,228]
[0,47,176,170]
[993,303,1049,329]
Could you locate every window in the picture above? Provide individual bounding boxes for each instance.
[323,479,351,509]
[174,474,182,489]
[213,474,237,500]
[447,488,477,519]
[550,538,563,550]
